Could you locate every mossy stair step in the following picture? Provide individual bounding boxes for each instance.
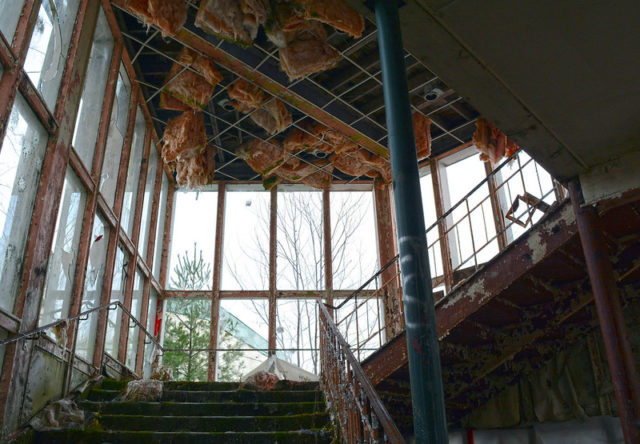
[164,380,319,391]
[162,389,322,403]
[79,400,323,416]
[98,412,330,432]
[34,429,334,444]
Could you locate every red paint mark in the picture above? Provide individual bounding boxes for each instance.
[412,339,422,354]
[467,429,474,444]
[94,234,103,243]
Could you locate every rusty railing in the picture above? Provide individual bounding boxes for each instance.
[330,149,565,359]
[318,302,405,443]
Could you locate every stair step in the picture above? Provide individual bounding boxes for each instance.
[34,429,333,444]
[86,389,122,401]
[98,413,330,432]
[162,389,323,403]
[79,400,324,416]
[164,380,319,391]
[99,379,128,391]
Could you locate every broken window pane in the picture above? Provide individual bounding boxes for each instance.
[126,270,144,370]
[143,288,159,379]
[168,191,216,290]
[105,246,128,358]
[138,142,158,260]
[277,191,324,291]
[121,108,146,238]
[0,0,26,44]
[163,298,212,381]
[39,168,86,327]
[221,190,269,291]
[0,94,48,314]
[331,191,378,289]
[72,9,114,169]
[100,65,131,207]
[153,173,169,280]
[276,299,318,374]
[76,213,110,361]
[217,299,268,381]
[24,0,81,110]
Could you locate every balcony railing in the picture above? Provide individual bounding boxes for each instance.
[330,149,566,359]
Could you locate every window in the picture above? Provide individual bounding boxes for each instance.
[39,169,86,327]
[440,150,498,269]
[277,191,324,290]
[420,172,444,282]
[217,299,268,381]
[153,174,169,280]
[100,65,131,207]
[221,190,270,291]
[276,299,318,374]
[24,0,81,109]
[0,0,26,44]
[168,191,217,289]
[143,288,159,379]
[121,108,146,238]
[0,94,48,313]
[72,9,114,168]
[331,191,378,289]
[163,298,211,381]
[76,213,109,360]
[126,270,144,370]
[105,246,128,357]
[138,142,158,260]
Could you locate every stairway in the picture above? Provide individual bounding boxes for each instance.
[34,379,333,443]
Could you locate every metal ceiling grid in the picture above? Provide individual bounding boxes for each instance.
[112,1,479,184]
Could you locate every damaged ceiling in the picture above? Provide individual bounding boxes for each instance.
[111,0,480,186]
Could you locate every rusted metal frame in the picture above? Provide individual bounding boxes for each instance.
[318,302,404,443]
[111,0,388,159]
[568,181,640,444]
[323,189,333,306]
[0,309,20,333]
[0,0,96,430]
[135,278,151,375]
[117,240,138,365]
[159,185,175,289]
[430,160,454,291]
[0,28,15,68]
[484,161,508,251]
[144,142,164,269]
[165,289,370,300]
[17,72,58,134]
[208,182,226,381]
[129,124,153,258]
[373,185,403,338]
[0,0,41,147]
[268,187,278,355]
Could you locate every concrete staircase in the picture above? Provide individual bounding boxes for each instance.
[34,379,333,443]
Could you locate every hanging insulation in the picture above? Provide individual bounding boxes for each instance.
[412,111,432,161]
[473,118,520,164]
[195,0,254,46]
[126,0,187,36]
[249,98,293,135]
[302,0,365,38]
[228,78,267,112]
[162,110,207,163]
[279,21,340,81]
[175,146,217,189]
[236,139,286,175]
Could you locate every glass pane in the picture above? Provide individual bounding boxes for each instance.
[138,142,158,260]
[105,246,128,357]
[168,191,217,290]
[72,9,114,168]
[143,288,158,379]
[100,65,131,207]
[126,270,144,370]
[153,174,168,280]
[331,191,378,289]
[39,168,86,326]
[76,213,109,360]
[0,94,48,313]
[276,299,319,374]
[277,192,324,290]
[0,0,26,43]
[221,191,270,291]
[24,0,81,109]
[420,173,444,280]
[121,108,146,238]
[217,299,269,381]
[163,298,211,381]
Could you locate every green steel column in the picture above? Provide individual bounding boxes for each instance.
[374,0,448,441]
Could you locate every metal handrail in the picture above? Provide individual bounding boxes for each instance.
[318,301,405,443]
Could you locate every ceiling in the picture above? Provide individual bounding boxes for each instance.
[112,0,479,184]
[352,0,640,182]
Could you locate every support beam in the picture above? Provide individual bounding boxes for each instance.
[374,0,448,441]
[568,181,640,444]
[268,187,278,355]
[208,183,226,381]
[323,189,333,306]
